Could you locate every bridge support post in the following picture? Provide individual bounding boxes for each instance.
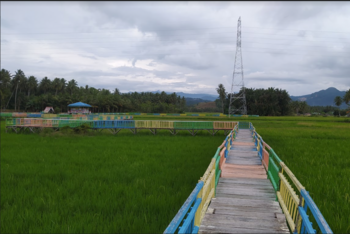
[188,129,198,136]
[149,128,157,135]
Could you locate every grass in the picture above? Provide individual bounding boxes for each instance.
[0,121,225,233]
[1,116,350,233]
[250,117,350,233]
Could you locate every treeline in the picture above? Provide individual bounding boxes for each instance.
[216,86,292,116]
[215,84,350,116]
[0,69,186,113]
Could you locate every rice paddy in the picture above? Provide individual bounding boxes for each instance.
[1,116,349,233]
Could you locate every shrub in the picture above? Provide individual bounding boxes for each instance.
[73,123,91,134]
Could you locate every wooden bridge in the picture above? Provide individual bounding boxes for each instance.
[199,129,289,233]
[164,122,333,234]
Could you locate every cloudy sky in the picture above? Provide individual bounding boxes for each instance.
[1,1,350,96]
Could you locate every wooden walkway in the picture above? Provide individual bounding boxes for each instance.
[199,129,290,233]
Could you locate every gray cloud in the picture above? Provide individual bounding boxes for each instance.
[1,2,350,96]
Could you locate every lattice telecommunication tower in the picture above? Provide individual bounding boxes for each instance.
[229,17,247,116]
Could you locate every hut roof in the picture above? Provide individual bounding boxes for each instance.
[67,102,92,107]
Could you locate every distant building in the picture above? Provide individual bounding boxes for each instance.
[67,102,92,114]
[43,106,54,113]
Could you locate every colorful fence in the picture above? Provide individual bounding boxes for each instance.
[250,123,332,234]
[0,112,259,118]
[6,119,239,131]
[5,118,94,128]
[0,112,133,120]
[164,124,238,233]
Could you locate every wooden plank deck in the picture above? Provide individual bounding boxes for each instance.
[199,129,289,233]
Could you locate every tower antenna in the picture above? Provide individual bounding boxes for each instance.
[229,17,247,116]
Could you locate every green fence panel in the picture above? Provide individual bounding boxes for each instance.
[238,121,250,129]
[5,118,15,126]
[270,149,282,164]
[267,149,282,192]
[192,121,213,129]
[174,122,194,129]
[1,113,13,117]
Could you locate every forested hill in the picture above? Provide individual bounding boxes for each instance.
[185,97,212,106]
[291,87,347,108]
[151,91,218,101]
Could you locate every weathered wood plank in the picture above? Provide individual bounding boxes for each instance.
[209,203,283,213]
[213,209,283,219]
[215,193,276,201]
[222,168,266,174]
[218,177,271,184]
[227,151,259,155]
[232,142,255,146]
[215,191,276,200]
[215,185,275,194]
[223,164,264,169]
[210,201,282,212]
[227,157,260,160]
[221,173,267,179]
[225,161,262,166]
[216,188,276,197]
[225,159,261,163]
[227,157,258,160]
[211,197,280,207]
[217,180,271,186]
[199,224,289,233]
[217,182,273,190]
[229,149,257,153]
[221,169,267,176]
[197,130,289,234]
[217,181,271,187]
[227,156,260,160]
[226,155,260,159]
[228,153,259,157]
[201,213,289,231]
[215,190,276,198]
[222,169,267,176]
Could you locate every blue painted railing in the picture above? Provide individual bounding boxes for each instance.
[164,182,204,234]
[298,190,333,234]
[250,122,333,234]
[164,126,237,234]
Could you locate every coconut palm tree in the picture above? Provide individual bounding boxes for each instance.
[216,84,226,114]
[66,79,78,96]
[39,77,51,95]
[12,69,26,110]
[27,76,38,97]
[344,89,350,107]
[334,96,343,117]
[52,78,61,96]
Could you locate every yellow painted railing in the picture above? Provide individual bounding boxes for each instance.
[164,130,233,234]
[276,162,305,233]
[194,158,216,226]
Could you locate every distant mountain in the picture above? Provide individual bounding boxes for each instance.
[185,97,212,106]
[290,87,347,108]
[151,91,218,101]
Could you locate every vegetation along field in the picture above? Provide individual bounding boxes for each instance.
[1,116,350,233]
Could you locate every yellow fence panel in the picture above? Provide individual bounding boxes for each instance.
[159,121,174,129]
[213,121,238,129]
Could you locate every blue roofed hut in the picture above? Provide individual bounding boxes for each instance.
[67,102,92,114]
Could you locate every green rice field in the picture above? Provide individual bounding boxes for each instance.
[1,116,350,233]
